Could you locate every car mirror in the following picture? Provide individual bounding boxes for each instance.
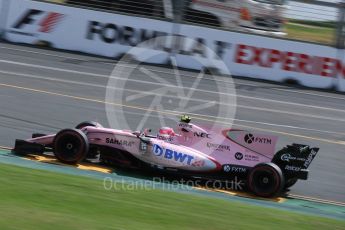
[143,128,152,136]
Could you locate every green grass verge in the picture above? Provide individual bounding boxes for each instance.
[0,163,344,230]
[286,22,335,45]
[288,20,336,29]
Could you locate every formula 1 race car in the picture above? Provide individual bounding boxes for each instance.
[13,116,319,197]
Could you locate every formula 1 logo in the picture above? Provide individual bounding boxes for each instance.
[12,9,64,33]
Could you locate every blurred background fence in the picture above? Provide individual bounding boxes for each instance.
[41,0,344,47]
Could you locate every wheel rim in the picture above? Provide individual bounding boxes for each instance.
[55,133,83,162]
[253,171,275,191]
[250,166,280,196]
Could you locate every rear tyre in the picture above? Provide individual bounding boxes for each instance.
[53,129,89,164]
[248,163,284,197]
[75,121,101,129]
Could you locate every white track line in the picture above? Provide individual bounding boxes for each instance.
[0,145,12,150]
[1,59,345,115]
[1,69,345,126]
[288,194,345,207]
[1,45,345,101]
[0,82,344,146]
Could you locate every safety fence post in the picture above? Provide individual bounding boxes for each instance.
[336,2,345,49]
[0,0,10,39]
[335,2,345,91]
[168,0,185,62]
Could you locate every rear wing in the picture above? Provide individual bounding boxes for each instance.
[273,144,319,180]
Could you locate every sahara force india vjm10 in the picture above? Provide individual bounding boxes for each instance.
[13,116,319,197]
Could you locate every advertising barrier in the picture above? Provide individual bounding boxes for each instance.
[3,0,345,91]
[175,24,339,89]
[4,0,174,64]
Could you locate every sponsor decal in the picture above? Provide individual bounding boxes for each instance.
[223,164,248,173]
[139,141,148,152]
[235,44,345,78]
[285,165,301,172]
[11,9,64,36]
[153,144,194,165]
[281,153,295,162]
[234,152,243,160]
[193,132,211,139]
[106,138,135,147]
[86,21,231,60]
[244,154,259,162]
[178,123,192,129]
[223,164,231,172]
[207,142,230,152]
[244,133,254,144]
[304,149,318,168]
[281,153,305,162]
[244,133,272,145]
[157,135,173,142]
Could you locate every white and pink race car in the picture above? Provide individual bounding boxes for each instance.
[13,115,319,197]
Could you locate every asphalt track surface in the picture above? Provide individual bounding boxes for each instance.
[0,42,344,203]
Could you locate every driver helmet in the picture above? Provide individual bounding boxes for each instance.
[158,127,175,140]
[180,115,191,123]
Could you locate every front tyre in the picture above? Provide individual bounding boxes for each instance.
[248,163,284,198]
[53,129,89,164]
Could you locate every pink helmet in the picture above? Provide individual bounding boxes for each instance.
[158,127,175,140]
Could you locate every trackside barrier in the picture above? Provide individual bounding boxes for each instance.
[175,24,339,89]
[4,0,174,64]
[2,0,345,92]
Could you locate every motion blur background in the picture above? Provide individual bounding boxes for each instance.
[0,0,345,204]
[44,0,343,47]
